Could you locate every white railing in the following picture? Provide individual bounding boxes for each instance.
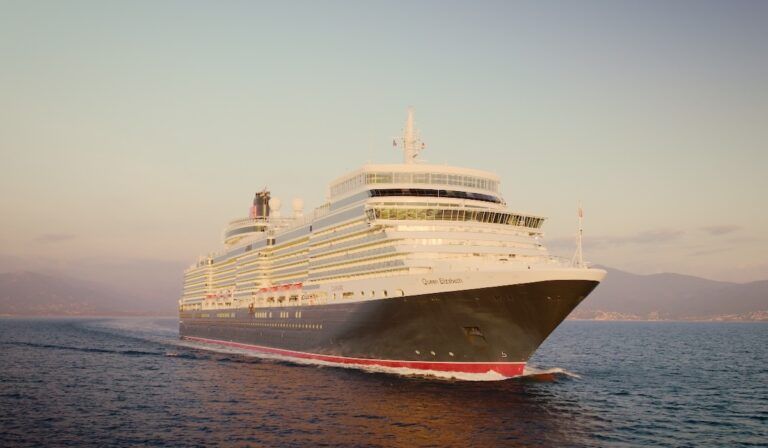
[224,215,313,237]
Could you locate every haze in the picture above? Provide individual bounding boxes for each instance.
[1,0,766,301]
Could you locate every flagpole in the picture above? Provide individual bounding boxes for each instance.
[577,201,584,268]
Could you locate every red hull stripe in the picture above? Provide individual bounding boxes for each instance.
[184,336,525,377]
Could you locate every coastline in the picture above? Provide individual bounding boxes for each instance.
[0,313,178,319]
[1,313,764,323]
[567,310,768,323]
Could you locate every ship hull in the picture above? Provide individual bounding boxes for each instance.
[179,279,599,378]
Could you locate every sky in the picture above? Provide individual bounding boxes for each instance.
[1,0,767,286]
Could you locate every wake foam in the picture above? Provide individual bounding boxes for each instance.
[77,320,582,382]
[519,366,581,381]
[179,339,579,382]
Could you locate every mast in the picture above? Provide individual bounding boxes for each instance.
[400,107,424,164]
[572,201,585,268]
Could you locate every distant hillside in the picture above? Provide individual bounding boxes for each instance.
[0,272,175,316]
[573,267,768,321]
[2,267,766,320]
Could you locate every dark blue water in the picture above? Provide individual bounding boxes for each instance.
[0,318,765,447]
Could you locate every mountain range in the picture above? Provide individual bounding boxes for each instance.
[0,271,176,316]
[571,267,768,321]
[0,267,766,320]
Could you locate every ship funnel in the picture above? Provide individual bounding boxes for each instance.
[250,190,271,219]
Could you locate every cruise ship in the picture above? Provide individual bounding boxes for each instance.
[179,109,606,378]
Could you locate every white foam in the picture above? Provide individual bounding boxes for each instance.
[81,324,581,382]
[179,339,519,381]
[522,365,582,379]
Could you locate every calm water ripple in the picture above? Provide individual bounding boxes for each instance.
[0,318,766,447]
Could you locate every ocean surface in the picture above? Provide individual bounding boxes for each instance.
[0,318,765,447]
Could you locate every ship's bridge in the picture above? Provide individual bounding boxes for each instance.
[328,108,502,208]
[328,164,503,208]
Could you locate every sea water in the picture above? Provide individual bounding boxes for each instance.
[0,318,765,447]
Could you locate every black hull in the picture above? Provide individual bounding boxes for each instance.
[180,280,598,376]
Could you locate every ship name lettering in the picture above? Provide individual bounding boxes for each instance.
[439,277,463,285]
[421,277,463,286]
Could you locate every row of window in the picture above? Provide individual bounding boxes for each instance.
[368,188,502,204]
[365,207,545,229]
[330,171,500,197]
[309,266,410,284]
[185,320,324,330]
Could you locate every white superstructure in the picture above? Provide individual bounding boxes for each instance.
[179,110,594,313]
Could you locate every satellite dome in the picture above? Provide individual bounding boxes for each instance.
[268,197,282,212]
